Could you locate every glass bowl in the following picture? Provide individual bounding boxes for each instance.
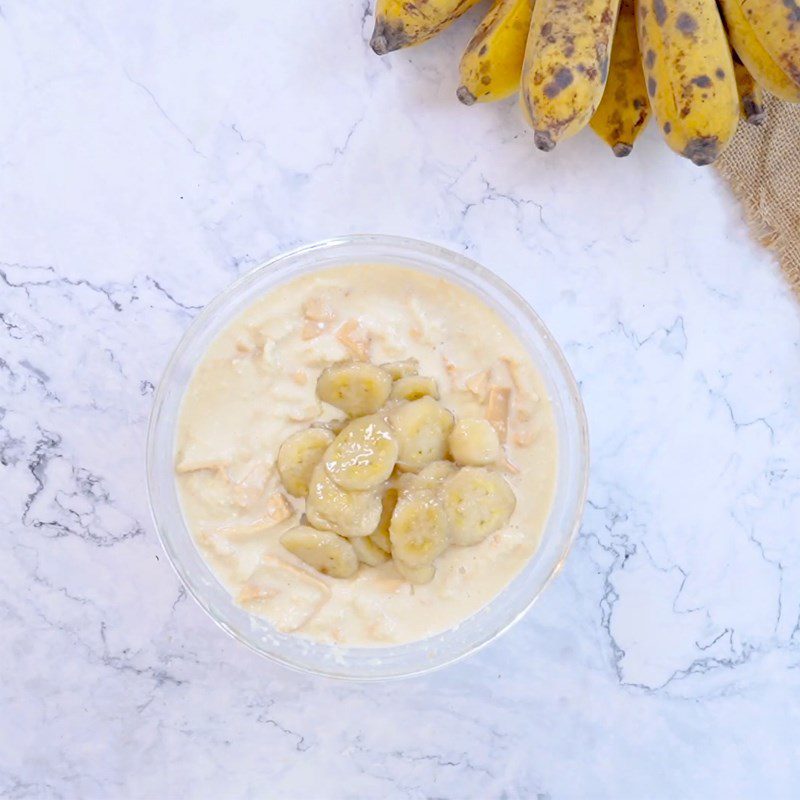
[147,235,589,680]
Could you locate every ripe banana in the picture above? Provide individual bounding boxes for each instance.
[718,0,800,101]
[521,0,622,150]
[589,0,651,156]
[457,0,534,105]
[448,419,500,466]
[733,56,766,124]
[277,427,335,497]
[636,0,739,165]
[316,361,393,417]
[371,0,483,54]
[740,0,800,88]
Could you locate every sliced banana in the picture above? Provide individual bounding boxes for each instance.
[280,525,358,579]
[369,488,397,554]
[448,419,501,467]
[381,358,419,380]
[305,463,383,538]
[389,488,449,566]
[351,534,390,566]
[394,559,436,585]
[416,459,458,489]
[323,415,399,491]
[316,361,392,417]
[390,375,440,402]
[442,466,516,546]
[389,396,454,473]
[277,427,335,497]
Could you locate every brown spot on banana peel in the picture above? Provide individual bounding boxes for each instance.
[676,12,699,36]
[653,0,667,26]
[692,74,712,86]
[648,76,657,96]
[613,142,633,156]
[715,67,725,79]
[543,66,574,98]
[645,49,656,68]
[683,136,720,166]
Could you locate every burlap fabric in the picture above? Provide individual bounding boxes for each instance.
[715,96,800,299]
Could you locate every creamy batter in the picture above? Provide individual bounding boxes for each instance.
[175,264,557,646]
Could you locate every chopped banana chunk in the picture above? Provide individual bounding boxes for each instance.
[305,462,383,538]
[281,526,359,579]
[448,419,501,467]
[390,375,440,402]
[442,467,516,546]
[381,358,419,380]
[389,489,449,567]
[369,488,398,554]
[389,396,454,473]
[316,361,393,417]
[323,415,399,491]
[277,427,335,497]
[351,534,390,566]
[394,559,436,585]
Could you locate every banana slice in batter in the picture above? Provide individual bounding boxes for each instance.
[389,396,454,473]
[394,559,436,585]
[369,488,398,554]
[389,488,449,566]
[442,466,516,546]
[305,463,383,538]
[381,358,419,380]
[277,427,336,497]
[280,525,359,579]
[448,419,500,467]
[351,534,390,566]
[316,361,393,417]
[323,415,398,491]
[390,375,440,402]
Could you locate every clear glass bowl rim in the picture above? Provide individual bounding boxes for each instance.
[146,234,589,680]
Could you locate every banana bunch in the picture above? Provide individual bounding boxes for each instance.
[276,360,516,583]
[369,0,800,165]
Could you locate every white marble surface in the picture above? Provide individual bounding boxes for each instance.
[2,2,799,798]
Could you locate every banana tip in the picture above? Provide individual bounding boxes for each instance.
[456,86,476,106]
[533,131,556,152]
[612,143,633,158]
[370,34,390,55]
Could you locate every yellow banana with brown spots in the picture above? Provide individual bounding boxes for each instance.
[521,0,622,151]
[636,0,739,165]
[371,0,483,54]
[590,0,651,155]
[733,56,766,124]
[740,0,800,89]
[718,0,800,101]
[457,0,534,104]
